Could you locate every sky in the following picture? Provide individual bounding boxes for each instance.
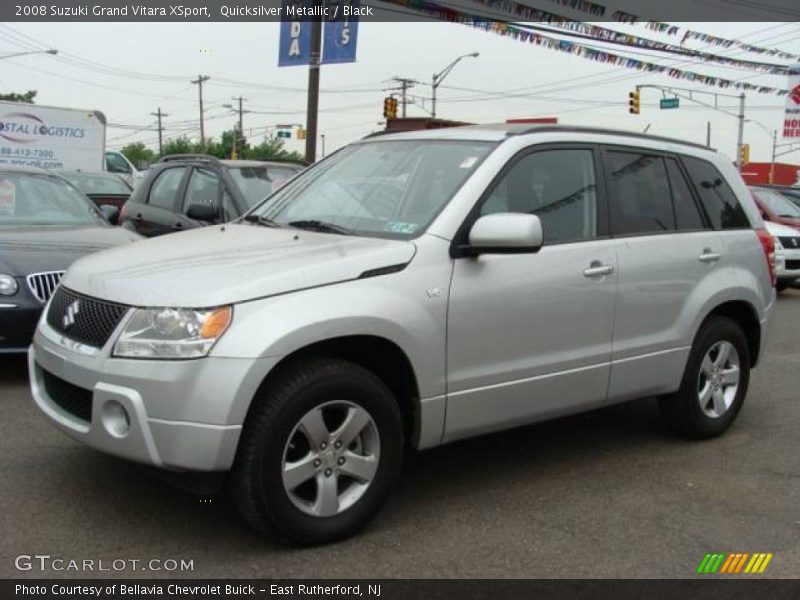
[1,17,799,163]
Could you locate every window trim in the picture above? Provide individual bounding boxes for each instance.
[146,166,190,212]
[678,154,751,231]
[450,143,609,258]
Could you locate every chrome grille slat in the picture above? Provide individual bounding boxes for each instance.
[26,271,66,304]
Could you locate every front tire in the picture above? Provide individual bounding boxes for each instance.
[229,357,404,545]
[658,316,750,439]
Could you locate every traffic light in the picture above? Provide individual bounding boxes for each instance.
[628,90,641,115]
[739,143,750,166]
[296,128,306,140]
[383,97,398,119]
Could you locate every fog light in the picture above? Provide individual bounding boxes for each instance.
[101,400,130,438]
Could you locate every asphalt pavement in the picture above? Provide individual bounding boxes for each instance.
[1,291,799,579]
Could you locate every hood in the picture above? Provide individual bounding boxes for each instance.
[764,220,800,237]
[62,223,417,307]
[0,225,142,276]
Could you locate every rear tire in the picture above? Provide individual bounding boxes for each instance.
[229,357,404,545]
[658,316,750,439]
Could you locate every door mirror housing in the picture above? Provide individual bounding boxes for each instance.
[99,204,119,225]
[186,203,218,222]
[463,213,544,255]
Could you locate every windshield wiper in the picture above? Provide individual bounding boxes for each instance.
[288,220,352,235]
[242,214,282,228]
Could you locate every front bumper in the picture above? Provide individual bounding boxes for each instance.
[0,291,42,353]
[29,319,277,472]
[775,247,800,283]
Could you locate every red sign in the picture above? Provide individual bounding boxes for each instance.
[506,117,559,124]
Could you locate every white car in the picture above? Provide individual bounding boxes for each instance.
[766,220,800,292]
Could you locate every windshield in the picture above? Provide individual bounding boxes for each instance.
[0,173,107,227]
[229,165,301,207]
[60,172,131,196]
[753,188,800,218]
[251,140,495,239]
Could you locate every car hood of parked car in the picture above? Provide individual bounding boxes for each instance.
[0,225,142,276]
[61,223,418,307]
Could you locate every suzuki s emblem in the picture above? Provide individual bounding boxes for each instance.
[62,300,80,329]
[793,239,798,247]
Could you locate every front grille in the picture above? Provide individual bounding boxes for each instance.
[46,287,129,348]
[779,236,800,249]
[26,271,65,303]
[785,259,800,271]
[42,369,92,422]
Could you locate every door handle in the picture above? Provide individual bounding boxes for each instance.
[583,262,614,278]
[698,249,721,263]
[133,213,143,220]
[172,222,184,230]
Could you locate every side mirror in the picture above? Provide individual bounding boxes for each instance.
[99,204,119,225]
[465,213,543,255]
[186,202,218,222]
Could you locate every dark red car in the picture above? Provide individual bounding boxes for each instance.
[749,186,800,229]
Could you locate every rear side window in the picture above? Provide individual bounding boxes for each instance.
[682,157,749,229]
[665,158,706,230]
[148,167,186,210]
[606,151,675,235]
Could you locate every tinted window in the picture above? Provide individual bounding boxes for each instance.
[61,172,131,195]
[148,167,186,210]
[183,168,220,213]
[666,158,705,230]
[228,165,300,207]
[682,157,749,229]
[607,151,674,235]
[481,149,597,243]
[751,188,800,218]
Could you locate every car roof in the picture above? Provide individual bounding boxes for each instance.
[360,123,713,151]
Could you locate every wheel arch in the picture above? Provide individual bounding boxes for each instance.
[247,335,423,448]
[696,299,762,367]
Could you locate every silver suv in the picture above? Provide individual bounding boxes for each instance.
[29,125,776,544]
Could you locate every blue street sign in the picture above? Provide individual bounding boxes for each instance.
[322,0,359,65]
[278,1,312,67]
[660,97,680,110]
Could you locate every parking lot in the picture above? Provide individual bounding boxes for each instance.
[1,291,798,579]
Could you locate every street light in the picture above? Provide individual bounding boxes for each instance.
[431,52,479,119]
[0,49,58,60]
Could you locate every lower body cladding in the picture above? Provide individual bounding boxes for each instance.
[28,334,278,471]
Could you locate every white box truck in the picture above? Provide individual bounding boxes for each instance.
[0,101,106,170]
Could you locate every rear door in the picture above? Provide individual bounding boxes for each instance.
[131,166,188,237]
[604,147,722,401]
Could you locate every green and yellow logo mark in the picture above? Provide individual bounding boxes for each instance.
[697,552,773,574]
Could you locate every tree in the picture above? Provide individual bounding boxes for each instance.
[243,134,304,161]
[160,136,198,156]
[0,90,37,103]
[120,142,156,169]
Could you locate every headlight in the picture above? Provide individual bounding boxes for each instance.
[0,274,18,296]
[113,305,232,359]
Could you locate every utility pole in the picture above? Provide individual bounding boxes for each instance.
[391,77,416,117]
[234,96,247,136]
[305,5,323,163]
[706,121,711,148]
[151,107,168,155]
[770,129,777,184]
[321,134,326,158]
[191,75,210,149]
[736,93,746,171]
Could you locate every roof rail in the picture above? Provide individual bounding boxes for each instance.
[158,154,223,164]
[509,125,714,151]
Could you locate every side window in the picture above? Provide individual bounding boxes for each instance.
[480,149,598,244]
[147,167,186,210]
[606,151,675,235]
[183,168,220,214]
[106,152,131,174]
[665,158,706,230]
[682,157,749,230]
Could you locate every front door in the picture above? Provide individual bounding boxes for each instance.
[445,146,617,442]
